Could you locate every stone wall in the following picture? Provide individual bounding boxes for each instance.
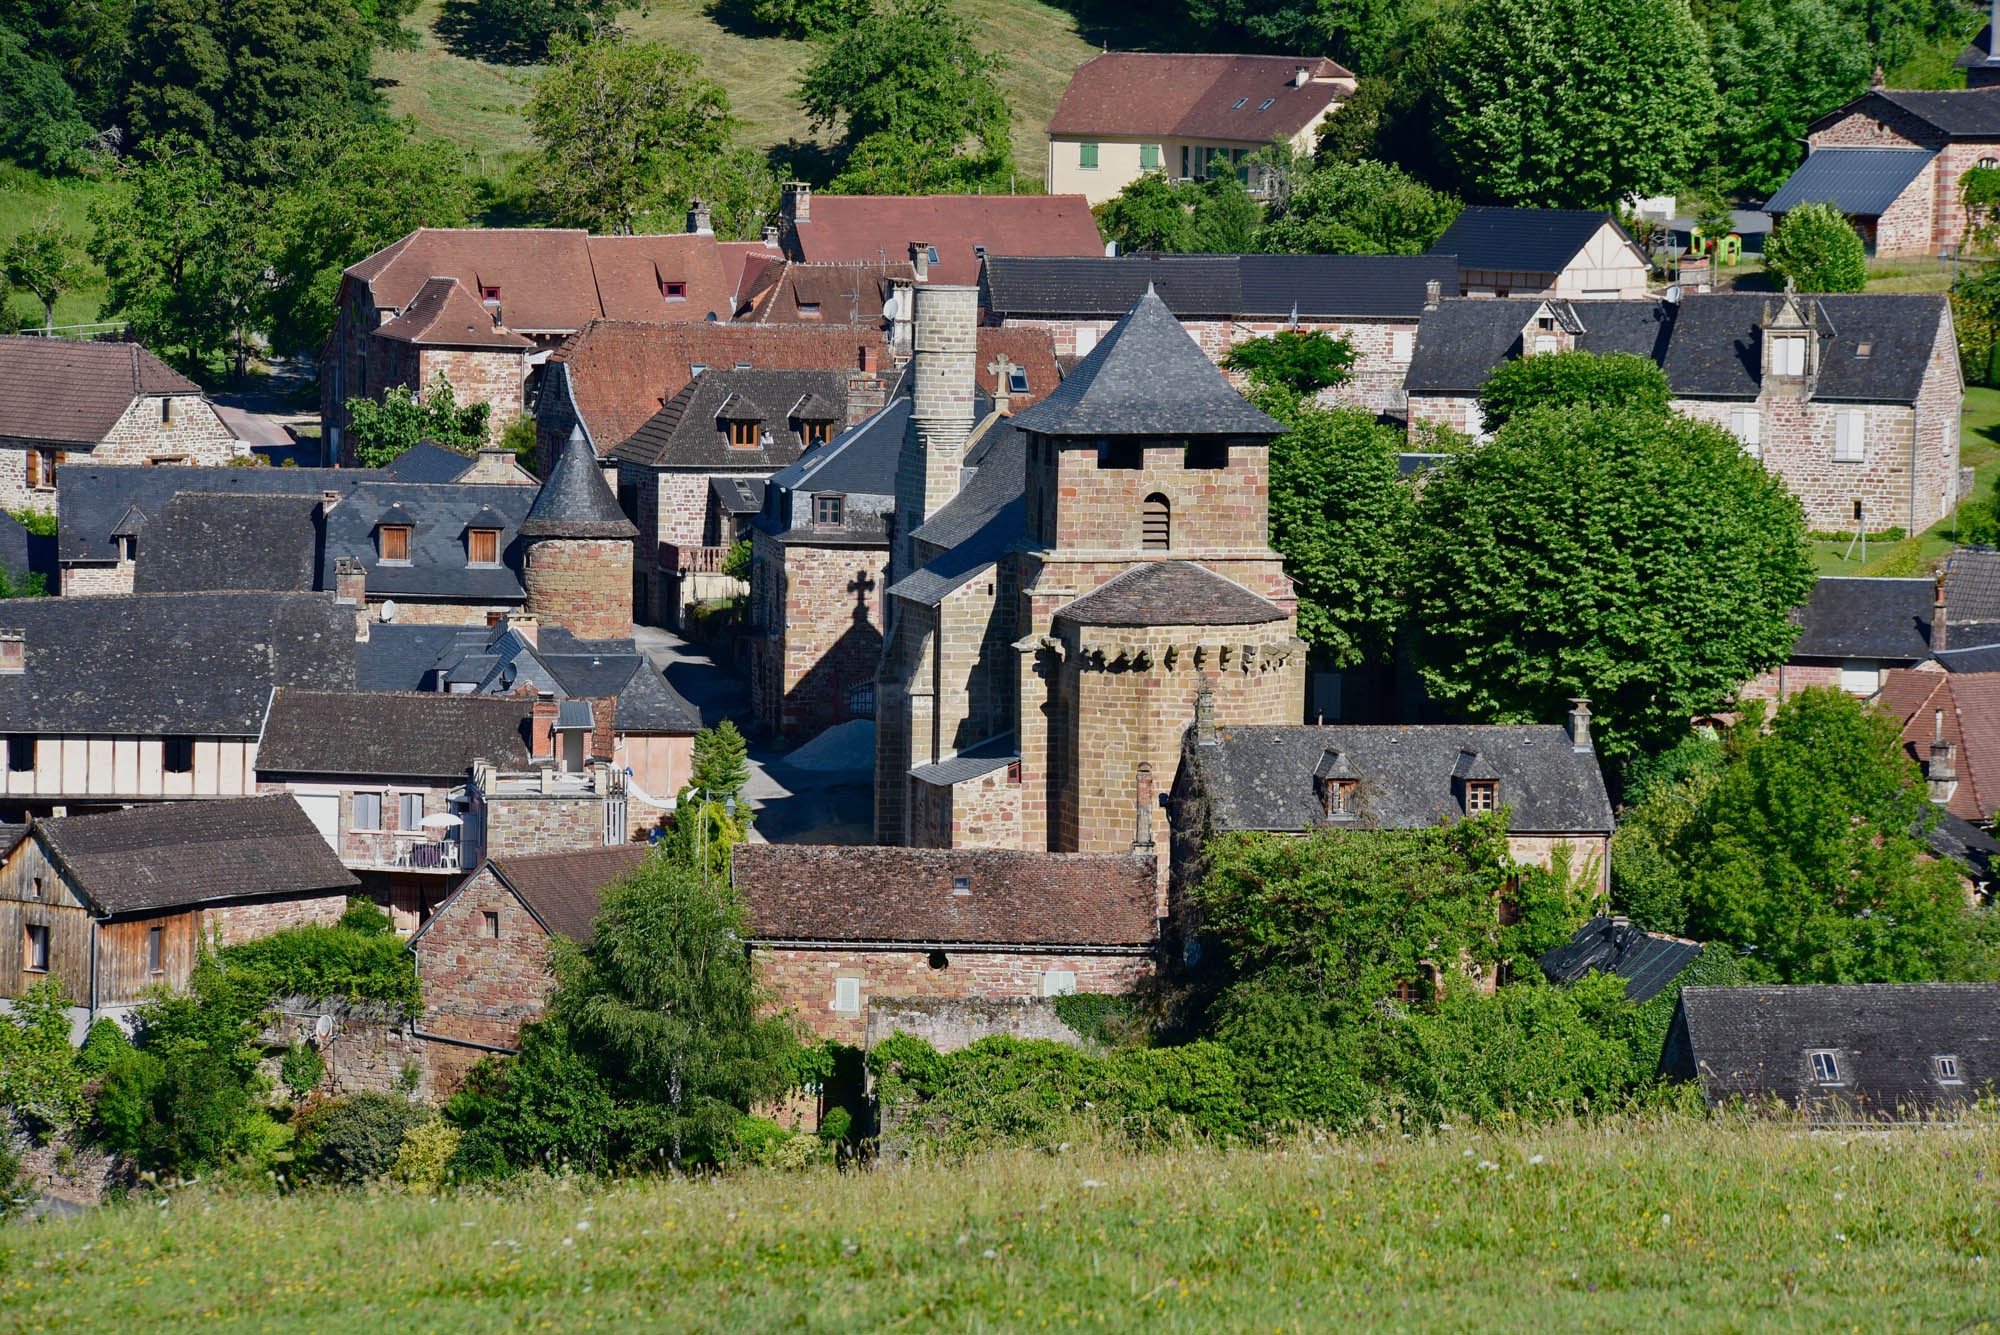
[757,944,1154,1045]
[906,766,1024,850]
[419,347,529,446]
[411,869,556,1052]
[262,997,432,1102]
[61,562,133,596]
[1739,659,1845,705]
[200,892,350,948]
[863,996,1082,1053]
[1038,438,1274,557]
[1,395,236,513]
[364,596,515,627]
[1505,833,1611,897]
[524,535,633,640]
[761,540,889,744]
[484,792,607,857]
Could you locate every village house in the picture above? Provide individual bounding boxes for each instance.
[356,275,534,449]
[981,252,1458,414]
[1538,915,1702,1003]
[1426,207,1653,300]
[733,844,1160,1046]
[1768,83,2000,256]
[0,796,358,1023]
[1044,52,1356,204]
[775,184,1104,286]
[1956,4,2000,88]
[1166,699,1616,909]
[0,592,358,821]
[1930,812,1997,900]
[731,258,920,330]
[1740,571,2000,704]
[875,285,1306,872]
[1404,289,1963,534]
[0,336,238,514]
[1661,983,2000,1118]
[1871,666,2000,824]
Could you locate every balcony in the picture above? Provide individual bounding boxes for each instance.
[658,542,732,575]
[341,830,466,873]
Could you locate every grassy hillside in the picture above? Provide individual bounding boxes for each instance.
[375,0,1109,185]
[4,1116,1997,1330]
[0,167,120,331]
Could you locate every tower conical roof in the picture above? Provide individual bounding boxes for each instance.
[1009,287,1283,438]
[521,426,638,539]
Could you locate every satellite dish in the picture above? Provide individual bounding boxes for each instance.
[314,1013,334,1041]
[1663,285,1683,306]
[378,599,398,622]
[881,291,903,321]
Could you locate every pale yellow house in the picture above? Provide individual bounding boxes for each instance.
[1046,53,1356,205]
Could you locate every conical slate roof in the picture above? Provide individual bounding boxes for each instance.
[521,427,638,539]
[1009,288,1283,438]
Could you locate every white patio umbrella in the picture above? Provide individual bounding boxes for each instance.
[419,812,463,829]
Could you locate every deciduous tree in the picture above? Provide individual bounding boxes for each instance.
[2,219,84,332]
[1709,0,1869,198]
[434,0,619,64]
[0,28,95,171]
[1256,157,1460,254]
[345,379,490,469]
[1763,201,1867,293]
[1476,351,1670,433]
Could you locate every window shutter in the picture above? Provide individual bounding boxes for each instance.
[1140,143,1160,171]
[1835,411,1865,461]
[1079,142,1098,169]
[24,451,37,490]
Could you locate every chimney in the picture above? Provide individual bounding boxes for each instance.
[891,283,979,579]
[530,697,558,759]
[1294,64,1311,87]
[761,225,780,248]
[1567,697,1594,753]
[686,199,713,235]
[1131,762,1157,856]
[321,489,341,515]
[1424,278,1442,311]
[465,447,528,484]
[1193,678,1218,745]
[1929,708,1958,803]
[509,614,540,648]
[333,555,365,606]
[1934,573,1949,653]
[781,181,810,224]
[1871,62,1887,89]
[910,241,930,282]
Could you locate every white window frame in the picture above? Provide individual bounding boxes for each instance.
[1934,1054,1963,1084]
[1808,1049,1844,1085]
[1838,660,1879,695]
[1833,409,1866,463]
[1771,335,1806,377]
[1730,408,1762,457]
[832,976,862,1013]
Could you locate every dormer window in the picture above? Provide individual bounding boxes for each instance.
[690,363,708,377]
[468,527,500,566]
[662,280,686,301]
[728,420,759,448]
[0,632,22,675]
[1770,335,1806,376]
[800,419,832,446]
[379,524,412,563]
[814,494,844,526]
[1465,780,1498,813]
[1321,779,1357,819]
[1808,1050,1843,1084]
[797,301,821,319]
[1934,1054,1963,1084]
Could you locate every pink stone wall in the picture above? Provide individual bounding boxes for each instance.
[412,870,556,1051]
[200,892,349,947]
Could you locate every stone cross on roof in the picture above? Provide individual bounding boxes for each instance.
[987,352,1016,414]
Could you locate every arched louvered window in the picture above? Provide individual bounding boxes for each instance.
[1142,493,1170,550]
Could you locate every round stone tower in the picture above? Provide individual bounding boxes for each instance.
[520,426,638,641]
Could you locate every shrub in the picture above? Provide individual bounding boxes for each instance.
[219,923,421,1014]
[1764,202,1866,293]
[280,1043,326,1098]
[338,897,393,935]
[390,1121,463,1192]
[75,1019,133,1079]
[299,1093,431,1185]
[96,1048,254,1175]
[0,979,88,1134]
[0,1137,35,1222]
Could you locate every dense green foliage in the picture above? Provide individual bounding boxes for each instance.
[220,922,422,1014]
[1476,351,1672,433]
[0,27,95,173]
[435,0,620,64]
[2,218,84,332]
[1763,201,1869,293]
[345,378,492,469]
[1437,0,1718,206]
[297,1093,432,1184]
[1221,330,1357,398]
[0,980,93,1135]
[1709,0,1870,197]
[1610,730,1731,933]
[798,0,1014,193]
[1407,377,1814,758]
[1094,173,1263,254]
[746,0,871,38]
[1177,0,1416,72]
[1257,158,1462,254]
[690,719,751,803]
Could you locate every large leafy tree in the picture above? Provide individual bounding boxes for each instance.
[88,134,265,380]
[2,220,84,333]
[1476,350,1671,433]
[1256,158,1461,255]
[1177,0,1415,73]
[527,38,773,237]
[1096,174,1198,254]
[0,27,96,171]
[261,122,477,356]
[1683,691,1998,983]
[0,0,136,127]
[1763,201,1868,293]
[345,378,490,468]
[1436,0,1717,206]
[1709,0,1869,198]
[1407,384,1813,758]
[797,0,1014,194]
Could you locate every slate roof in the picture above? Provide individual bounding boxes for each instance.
[354,623,470,691]
[1929,810,1998,885]
[785,194,1104,288]
[1539,915,1702,1003]
[732,844,1160,947]
[373,276,534,349]
[1937,641,2000,673]
[1944,546,2000,626]
[908,734,1020,786]
[132,493,322,594]
[1010,290,1284,437]
[1957,23,2000,69]
[321,481,536,600]
[0,336,201,447]
[982,253,1458,320]
[58,464,361,566]
[542,322,890,456]
[1404,294,1949,402]
[892,423,1029,607]
[380,441,479,484]
[1790,577,1935,659]
[1428,207,1637,276]
[1764,148,1937,216]
[1862,89,2000,138]
[1185,723,1615,835]
[1872,667,2000,822]
[521,431,637,539]
[0,592,356,735]
[611,370,849,470]
[1048,52,1353,142]
[258,689,533,778]
[710,476,766,516]
[1664,984,2000,1117]
[758,390,910,546]
[1054,561,1286,628]
[474,843,653,946]
[34,795,359,916]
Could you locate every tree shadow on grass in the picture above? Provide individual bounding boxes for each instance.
[433,0,553,65]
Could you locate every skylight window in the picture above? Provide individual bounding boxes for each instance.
[1258,98,1276,110]
[1232,97,1248,109]
[1809,1050,1843,1084]
[1935,1055,1963,1084]
[1007,367,1029,394]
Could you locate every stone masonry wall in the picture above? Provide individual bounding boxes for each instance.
[484,793,606,857]
[864,996,1081,1053]
[412,870,556,1051]
[524,536,634,640]
[1048,439,1272,556]
[948,768,1024,849]
[1505,833,1611,898]
[365,596,514,627]
[420,347,528,446]
[62,562,134,596]
[200,892,349,948]
[1739,660,1844,704]
[263,998,432,1102]
[1,395,235,513]
[771,541,889,744]
[757,945,1155,1045]
[1873,168,1938,257]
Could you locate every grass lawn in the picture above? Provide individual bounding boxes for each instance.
[0,166,121,331]
[3,1116,1997,1331]
[376,0,1120,191]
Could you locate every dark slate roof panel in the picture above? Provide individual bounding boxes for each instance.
[909,735,1020,786]
[1009,290,1283,438]
[1764,149,1937,216]
[910,423,1026,551]
[36,795,359,915]
[133,493,321,594]
[380,441,477,483]
[1937,642,2000,673]
[1539,915,1702,1002]
[1054,561,1285,628]
[612,370,851,471]
[1790,577,1935,659]
[522,432,638,539]
[354,623,481,691]
[1428,207,1628,275]
[710,476,766,515]
[1191,723,1614,834]
[1875,89,2000,137]
[258,689,533,778]
[58,465,359,566]
[1929,810,1998,882]
[1945,546,2000,624]
[1236,254,1460,319]
[319,481,535,601]
[983,254,1459,320]
[0,593,356,735]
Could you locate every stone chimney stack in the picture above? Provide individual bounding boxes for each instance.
[1424,278,1442,311]
[321,489,341,515]
[910,241,930,282]
[1929,708,1957,804]
[891,283,979,579]
[1871,62,1887,89]
[761,225,780,248]
[509,614,540,648]
[687,200,713,235]
[1567,697,1593,753]
[333,556,365,606]
[530,697,559,760]
[781,182,811,224]
[1934,573,1949,653]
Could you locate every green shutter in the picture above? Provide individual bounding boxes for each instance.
[1079,142,1098,169]
[1140,143,1160,171]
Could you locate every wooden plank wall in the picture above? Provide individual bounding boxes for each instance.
[94,914,198,1007]
[0,838,91,1004]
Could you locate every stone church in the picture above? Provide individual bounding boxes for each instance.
[874,284,1305,872]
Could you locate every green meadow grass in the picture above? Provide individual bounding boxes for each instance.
[0,166,120,331]
[4,1114,1998,1331]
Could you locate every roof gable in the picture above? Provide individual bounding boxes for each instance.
[1429,207,1634,276]
[0,336,200,446]
[373,276,534,349]
[1047,52,1353,142]
[612,370,852,470]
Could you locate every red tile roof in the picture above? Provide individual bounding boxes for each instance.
[374,277,535,349]
[787,195,1103,286]
[735,260,918,325]
[1874,668,2000,821]
[584,235,737,322]
[733,844,1160,947]
[0,336,200,446]
[1048,53,1355,142]
[718,240,782,305]
[546,321,888,453]
[492,843,653,945]
[975,327,1060,410]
